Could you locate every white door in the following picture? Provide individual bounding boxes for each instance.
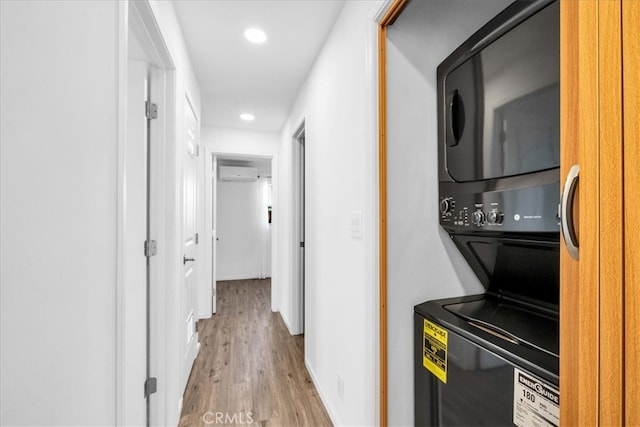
[123,59,148,426]
[211,155,218,314]
[182,98,199,383]
[298,134,305,333]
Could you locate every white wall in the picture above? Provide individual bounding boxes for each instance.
[278,2,382,425]
[0,2,120,424]
[0,1,201,425]
[202,126,280,155]
[216,177,272,280]
[384,1,512,425]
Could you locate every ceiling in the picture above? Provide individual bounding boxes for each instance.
[173,0,345,133]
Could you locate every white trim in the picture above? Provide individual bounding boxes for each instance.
[366,7,383,426]
[117,2,176,426]
[216,274,272,282]
[115,2,128,424]
[204,150,277,314]
[305,358,339,426]
[202,150,216,318]
[149,65,172,427]
[291,120,306,336]
[198,127,211,320]
[270,154,279,313]
[373,0,396,24]
[130,0,175,69]
[162,67,180,427]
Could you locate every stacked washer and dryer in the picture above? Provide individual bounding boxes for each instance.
[414,1,564,426]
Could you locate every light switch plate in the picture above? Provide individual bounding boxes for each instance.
[351,211,362,239]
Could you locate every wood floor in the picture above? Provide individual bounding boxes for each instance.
[178,279,332,427]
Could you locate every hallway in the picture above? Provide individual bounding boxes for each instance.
[178,280,332,426]
[1,1,382,424]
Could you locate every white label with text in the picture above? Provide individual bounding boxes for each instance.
[513,368,559,427]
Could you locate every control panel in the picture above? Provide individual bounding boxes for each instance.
[439,183,560,234]
[440,198,503,228]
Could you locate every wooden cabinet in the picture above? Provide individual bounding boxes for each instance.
[560,0,638,424]
[622,2,639,424]
[378,1,637,425]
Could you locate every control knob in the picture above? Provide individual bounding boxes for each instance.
[472,210,485,226]
[486,210,504,225]
[440,198,453,215]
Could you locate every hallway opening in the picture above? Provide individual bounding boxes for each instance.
[178,279,331,426]
[205,153,275,317]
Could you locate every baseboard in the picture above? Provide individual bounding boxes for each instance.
[272,310,304,336]
[279,310,296,336]
[305,357,340,427]
[197,310,212,321]
[216,274,262,281]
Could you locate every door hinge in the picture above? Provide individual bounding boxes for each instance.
[145,101,158,120]
[212,288,216,297]
[300,241,305,248]
[195,144,200,157]
[144,240,157,257]
[195,233,199,244]
[144,377,157,398]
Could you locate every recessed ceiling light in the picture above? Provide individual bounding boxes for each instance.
[240,113,255,121]
[244,28,267,44]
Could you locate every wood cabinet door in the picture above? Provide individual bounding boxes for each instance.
[561,0,638,424]
[623,1,640,424]
[560,1,599,424]
[598,1,624,424]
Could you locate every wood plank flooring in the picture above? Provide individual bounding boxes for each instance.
[178,279,332,427]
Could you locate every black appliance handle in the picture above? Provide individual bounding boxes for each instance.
[446,90,465,146]
[561,164,580,260]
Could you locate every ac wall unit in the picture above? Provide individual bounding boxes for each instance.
[219,166,258,182]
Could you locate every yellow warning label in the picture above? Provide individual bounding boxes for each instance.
[423,319,448,384]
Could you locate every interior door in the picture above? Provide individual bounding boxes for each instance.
[211,155,218,314]
[124,59,148,426]
[298,133,306,333]
[182,97,199,384]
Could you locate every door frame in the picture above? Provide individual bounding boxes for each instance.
[117,1,175,425]
[376,1,408,425]
[204,149,277,315]
[203,152,218,316]
[292,122,306,335]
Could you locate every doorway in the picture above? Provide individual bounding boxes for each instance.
[293,124,306,335]
[118,2,175,426]
[206,154,274,313]
[123,54,150,427]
